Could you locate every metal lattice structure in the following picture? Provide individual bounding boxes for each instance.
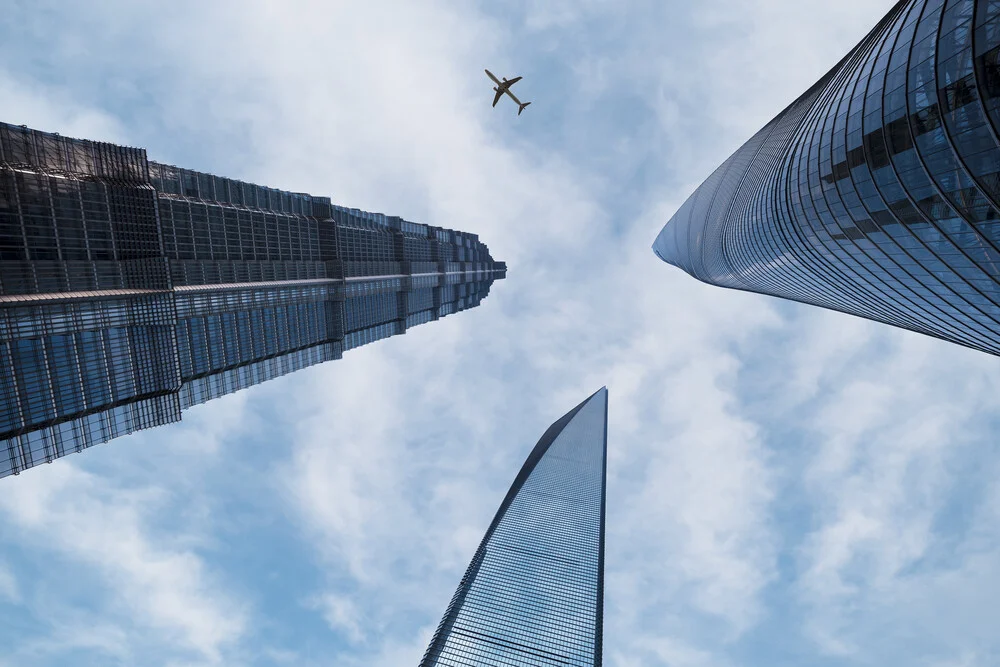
[654,0,1000,356]
[0,122,506,478]
[420,388,607,667]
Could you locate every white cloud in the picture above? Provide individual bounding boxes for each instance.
[784,329,1000,659]
[310,593,365,644]
[0,561,19,604]
[0,464,246,663]
[0,68,126,143]
[10,615,131,664]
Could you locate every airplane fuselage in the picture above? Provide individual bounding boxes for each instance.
[485,69,525,107]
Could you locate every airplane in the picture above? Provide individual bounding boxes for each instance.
[485,69,531,116]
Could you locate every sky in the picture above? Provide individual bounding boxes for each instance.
[2,0,1000,665]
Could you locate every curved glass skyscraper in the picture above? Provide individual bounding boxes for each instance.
[419,388,607,667]
[654,0,1000,355]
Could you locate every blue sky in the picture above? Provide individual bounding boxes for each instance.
[2,0,1000,665]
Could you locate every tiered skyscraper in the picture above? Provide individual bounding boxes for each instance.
[0,121,506,478]
[419,387,607,667]
[654,0,1000,356]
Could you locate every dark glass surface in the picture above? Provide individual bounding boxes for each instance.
[0,122,506,478]
[654,0,1000,356]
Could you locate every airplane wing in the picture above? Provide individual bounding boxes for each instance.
[504,76,522,87]
[492,88,504,107]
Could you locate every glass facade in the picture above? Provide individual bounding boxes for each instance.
[419,387,607,667]
[0,121,506,478]
[654,0,1000,355]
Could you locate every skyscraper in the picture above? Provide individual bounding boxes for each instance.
[0,121,506,478]
[419,387,608,667]
[653,0,1000,356]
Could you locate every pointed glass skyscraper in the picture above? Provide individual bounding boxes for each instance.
[654,0,1000,356]
[419,387,608,667]
[0,121,506,478]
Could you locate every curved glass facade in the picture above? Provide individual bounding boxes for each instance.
[654,0,1000,355]
[419,388,607,667]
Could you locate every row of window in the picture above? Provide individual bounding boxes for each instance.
[0,170,501,293]
[0,122,148,182]
[1,393,179,478]
[168,259,329,287]
[0,326,178,435]
[178,343,340,410]
[0,172,160,264]
[149,162,316,215]
[0,294,173,341]
[176,302,331,380]
[175,285,332,318]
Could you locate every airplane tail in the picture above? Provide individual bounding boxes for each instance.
[518,101,531,116]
